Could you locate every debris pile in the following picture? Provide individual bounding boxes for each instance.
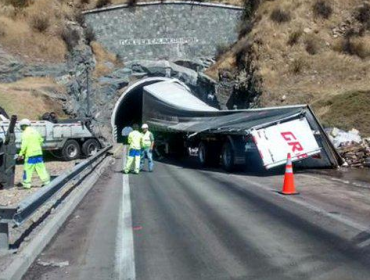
[327,128,370,168]
[337,141,370,168]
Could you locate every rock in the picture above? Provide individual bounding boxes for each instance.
[304,28,312,34]
[329,127,339,137]
[127,60,199,86]
[0,47,67,82]
[37,260,70,268]
[55,261,69,268]
[104,61,115,70]
[174,58,214,71]
[22,64,67,79]
[0,48,24,82]
[98,75,130,88]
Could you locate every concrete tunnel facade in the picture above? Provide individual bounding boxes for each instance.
[111,77,188,143]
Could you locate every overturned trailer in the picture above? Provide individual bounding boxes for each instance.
[112,78,342,171]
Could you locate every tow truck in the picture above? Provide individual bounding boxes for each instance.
[0,111,102,161]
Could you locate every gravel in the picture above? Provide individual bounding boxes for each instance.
[0,160,77,207]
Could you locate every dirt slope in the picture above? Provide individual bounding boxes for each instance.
[0,77,67,119]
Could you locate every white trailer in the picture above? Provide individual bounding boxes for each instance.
[0,116,102,161]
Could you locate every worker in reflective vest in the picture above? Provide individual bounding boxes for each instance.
[124,124,143,174]
[140,123,154,172]
[17,119,50,189]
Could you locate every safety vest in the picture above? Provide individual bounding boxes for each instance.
[19,127,44,158]
[142,131,153,148]
[128,130,142,150]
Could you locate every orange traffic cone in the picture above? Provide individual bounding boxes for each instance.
[279,153,299,195]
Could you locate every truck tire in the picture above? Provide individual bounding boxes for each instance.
[62,140,81,161]
[198,142,220,167]
[82,139,100,157]
[198,142,208,166]
[222,141,235,172]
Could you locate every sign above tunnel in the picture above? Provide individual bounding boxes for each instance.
[84,2,242,62]
[119,37,199,46]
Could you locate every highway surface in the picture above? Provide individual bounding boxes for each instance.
[23,156,370,280]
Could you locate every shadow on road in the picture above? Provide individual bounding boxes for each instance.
[153,155,288,177]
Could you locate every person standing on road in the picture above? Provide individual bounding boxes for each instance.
[124,124,143,174]
[17,119,50,189]
[140,123,155,172]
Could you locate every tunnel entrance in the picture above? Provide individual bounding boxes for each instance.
[111,77,171,143]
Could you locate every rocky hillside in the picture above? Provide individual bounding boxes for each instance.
[207,0,370,136]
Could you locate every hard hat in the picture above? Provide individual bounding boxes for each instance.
[19,119,31,126]
[141,123,149,129]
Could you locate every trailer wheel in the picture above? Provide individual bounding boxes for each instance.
[198,142,219,167]
[82,139,100,157]
[222,142,235,172]
[62,140,81,161]
[198,142,208,166]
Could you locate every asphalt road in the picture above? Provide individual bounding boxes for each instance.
[23,157,370,280]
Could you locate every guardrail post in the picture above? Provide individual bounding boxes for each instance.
[0,222,9,250]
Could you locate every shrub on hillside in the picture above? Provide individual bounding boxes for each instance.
[289,58,305,74]
[270,8,291,23]
[127,0,137,7]
[334,38,370,59]
[313,1,333,19]
[30,15,50,33]
[237,21,253,39]
[356,4,370,24]
[287,30,302,46]
[75,12,86,26]
[116,54,124,65]
[344,27,365,39]
[242,0,261,21]
[7,0,29,8]
[215,44,230,60]
[84,26,96,45]
[96,0,112,8]
[0,24,6,37]
[235,42,252,69]
[61,28,80,52]
[305,37,319,55]
[355,4,370,29]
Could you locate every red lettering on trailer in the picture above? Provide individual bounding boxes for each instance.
[281,132,297,141]
[281,131,305,152]
[289,141,304,152]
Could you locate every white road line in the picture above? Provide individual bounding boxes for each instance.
[115,147,136,280]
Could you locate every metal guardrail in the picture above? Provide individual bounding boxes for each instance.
[0,145,112,251]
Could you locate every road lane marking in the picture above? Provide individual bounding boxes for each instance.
[115,147,136,280]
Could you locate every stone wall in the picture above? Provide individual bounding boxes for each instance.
[84,2,242,62]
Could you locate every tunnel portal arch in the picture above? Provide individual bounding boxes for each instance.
[111,77,189,143]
